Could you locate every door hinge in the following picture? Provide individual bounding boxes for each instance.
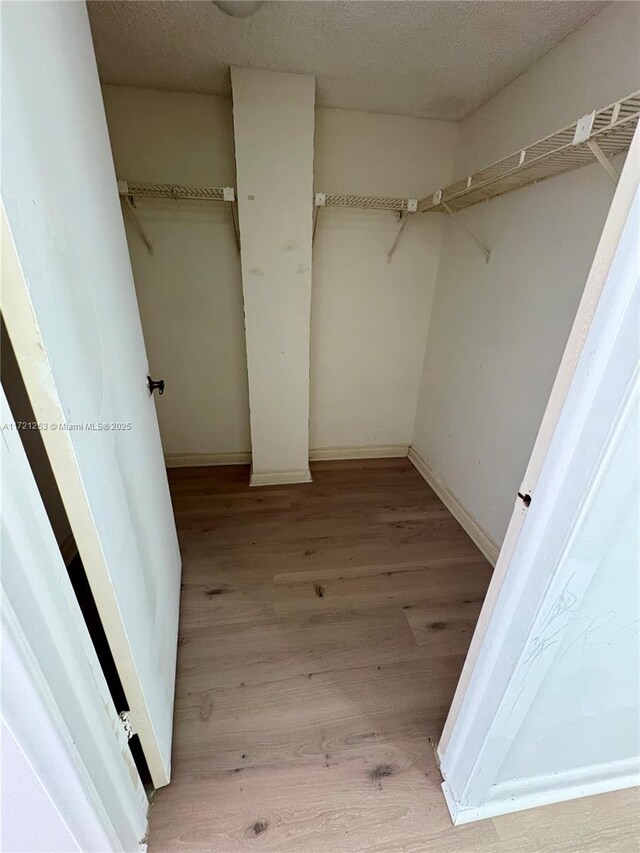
[119,710,136,741]
[147,375,165,396]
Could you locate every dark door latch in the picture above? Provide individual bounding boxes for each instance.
[147,376,165,396]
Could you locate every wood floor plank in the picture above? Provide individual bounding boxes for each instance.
[176,607,421,691]
[170,655,464,777]
[149,744,504,853]
[149,459,637,852]
[273,554,488,585]
[273,560,492,617]
[403,597,484,647]
[492,785,640,852]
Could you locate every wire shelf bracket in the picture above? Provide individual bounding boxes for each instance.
[432,192,491,263]
[572,109,620,184]
[122,194,154,254]
[586,140,620,184]
[387,211,414,262]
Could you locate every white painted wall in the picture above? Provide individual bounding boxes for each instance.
[102,85,251,462]
[101,89,456,462]
[231,67,315,484]
[411,1,640,548]
[311,108,457,453]
[455,2,640,175]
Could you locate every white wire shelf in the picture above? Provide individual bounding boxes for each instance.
[117,180,234,202]
[117,180,239,254]
[418,90,640,213]
[316,193,417,213]
[117,91,639,262]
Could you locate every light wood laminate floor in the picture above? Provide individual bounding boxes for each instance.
[149,459,640,852]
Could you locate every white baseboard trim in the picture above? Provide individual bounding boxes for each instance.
[250,467,313,487]
[407,447,500,566]
[443,757,640,825]
[165,452,251,468]
[166,446,410,468]
[309,444,409,461]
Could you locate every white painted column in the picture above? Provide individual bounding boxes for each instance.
[231,67,315,486]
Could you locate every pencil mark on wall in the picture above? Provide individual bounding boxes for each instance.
[506,575,580,720]
[521,575,579,669]
[559,612,640,660]
[507,571,639,723]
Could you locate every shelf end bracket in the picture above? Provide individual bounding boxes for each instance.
[572,111,619,186]
[313,193,325,245]
[442,201,491,264]
[122,194,153,254]
[586,140,620,185]
[386,199,417,262]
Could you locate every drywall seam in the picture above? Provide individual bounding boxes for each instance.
[408,447,500,565]
[442,756,640,825]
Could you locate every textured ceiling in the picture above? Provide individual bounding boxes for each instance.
[88,0,607,120]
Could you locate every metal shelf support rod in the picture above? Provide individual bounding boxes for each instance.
[587,140,620,184]
[442,202,491,264]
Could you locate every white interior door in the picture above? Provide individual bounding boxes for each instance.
[1,2,181,786]
[439,124,640,759]
[437,124,640,818]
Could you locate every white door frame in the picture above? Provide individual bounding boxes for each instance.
[438,125,640,822]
